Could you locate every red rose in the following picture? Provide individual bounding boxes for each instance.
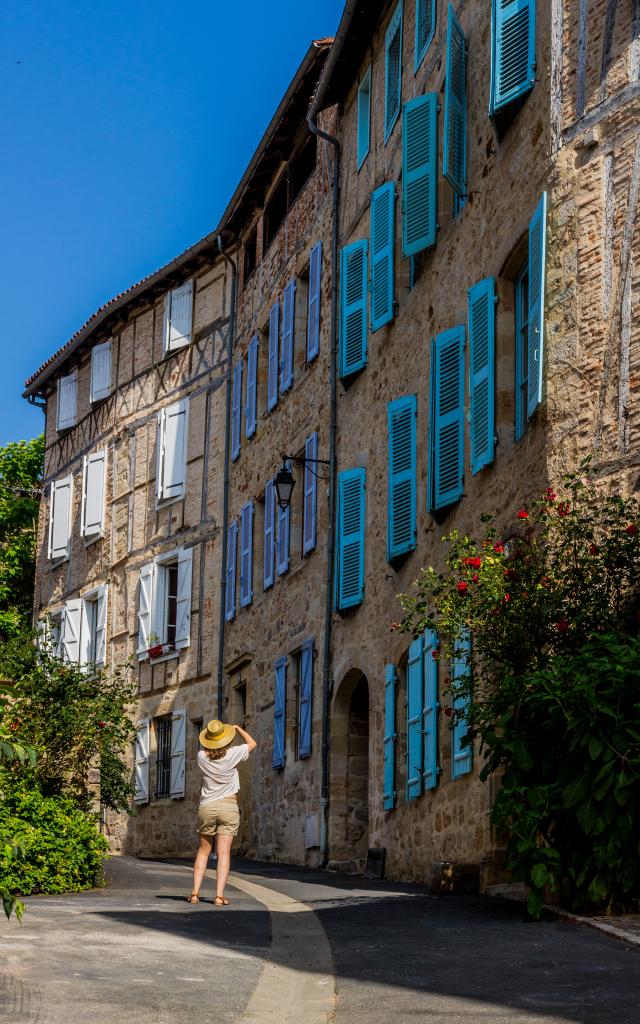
[494,543,505,554]
[431,649,440,661]
[557,503,570,517]
[545,488,557,502]
[504,593,511,602]
[389,622,400,632]
[472,573,479,583]
[444,707,453,718]
[625,524,638,536]
[517,509,529,520]
[97,721,107,729]
[589,544,598,556]
[456,581,469,595]
[556,619,569,633]
[504,568,518,580]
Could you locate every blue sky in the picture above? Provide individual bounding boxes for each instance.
[1,0,343,444]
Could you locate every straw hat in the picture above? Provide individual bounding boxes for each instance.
[199,719,236,750]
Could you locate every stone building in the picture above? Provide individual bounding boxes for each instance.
[24,0,640,886]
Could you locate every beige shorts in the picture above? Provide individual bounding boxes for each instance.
[197,796,240,837]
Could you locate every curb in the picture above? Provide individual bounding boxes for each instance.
[550,907,640,950]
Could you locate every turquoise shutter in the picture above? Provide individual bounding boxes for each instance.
[430,326,465,511]
[527,192,547,418]
[415,0,435,69]
[384,1,403,141]
[264,478,275,589]
[245,334,258,438]
[387,395,417,561]
[443,5,467,198]
[406,637,423,801]
[231,360,243,461]
[370,182,396,332]
[335,468,365,610]
[357,67,371,168]
[273,656,286,768]
[451,629,473,779]
[340,240,368,378]
[307,241,322,361]
[302,432,318,556]
[298,639,314,759]
[239,501,254,608]
[491,0,536,113]
[422,629,439,790]
[267,302,279,410]
[225,520,237,622]
[383,663,397,810]
[468,277,496,475]
[281,279,295,392]
[402,93,438,257]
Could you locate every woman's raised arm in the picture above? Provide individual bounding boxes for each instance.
[234,724,257,752]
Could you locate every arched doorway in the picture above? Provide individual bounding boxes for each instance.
[328,670,369,872]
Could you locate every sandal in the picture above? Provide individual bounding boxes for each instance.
[214,896,230,906]
[186,892,200,904]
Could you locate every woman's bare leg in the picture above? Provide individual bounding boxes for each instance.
[191,834,214,899]
[215,834,234,899]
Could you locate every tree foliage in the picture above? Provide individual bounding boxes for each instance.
[398,467,640,916]
[0,435,44,640]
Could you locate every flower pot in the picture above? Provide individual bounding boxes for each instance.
[147,644,164,660]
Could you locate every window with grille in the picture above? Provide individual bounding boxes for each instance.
[155,717,172,799]
[515,262,529,441]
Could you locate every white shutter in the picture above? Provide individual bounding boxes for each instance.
[79,598,93,667]
[170,708,187,798]
[57,371,77,430]
[90,340,112,402]
[36,617,51,655]
[81,449,106,540]
[162,293,171,353]
[137,562,155,657]
[157,399,188,501]
[48,476,73,561]
[134,720,150,804]
[95,585,107,667]
[61,599,82,664]
[166,282,193,351]
[175,548,192,650]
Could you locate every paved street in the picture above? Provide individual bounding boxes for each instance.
[1,856,639,1024]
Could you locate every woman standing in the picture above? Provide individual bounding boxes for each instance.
[188,719,257,906]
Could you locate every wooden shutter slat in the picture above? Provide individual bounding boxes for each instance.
[137,562,155,657]
[340,240,368,378]
[273,656,287,768]
[492,0,536,112]
[225,520,238,622]
[430,326,465,510]
[49,476,73,561]
[402,93,438,256]
[281,279,296,392]
[307,242,322,361]
[527,193,547,418]
[158,399,188,501]
[384,663,397,810]
[267,302,279,410]
[468,277,496,475]
[61,598,82,665]
[387,395,417,560]
[371,182,395,332]
[443,6,467,197]
[175,547,192,649]
[415,0,435,68]
[134,719,150,804]
[166,281,193,351]
[264,479,275,589]
[82,449,106,539]
[303,433,318,556]
[240,501,254,607]
[298,640,314,759]
[406,637,423,801]
[57,372,77,431]
[336,468,365,609]
[95,585,108,667]
[90,340,112,403]
[422,629,439,790]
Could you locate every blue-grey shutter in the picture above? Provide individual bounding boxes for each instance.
[231,360,243,461]
[468,277,496,475]
[267,302,279,411]
[451,629,473,779]
[303,432,318,556]
[264,478,275,589]
[527,193,547,418]
[307,241,322,361]
[370,182,396,332]
[443,5,467,198]
[422,629,439,790]
[383,663,397,810]
[340,240,368,379]
[430,326,465,511]
[273,656,286,768]
[406,638,423,801]
[387,395,417,561]
[384,1,403,141]
[335,468,366,610]
[225,520,238,622]
[402,93,438,256]
[298,639,314,759]
[239,500,254,608]
[491,0,536,113]
[245,335,258,438]
[415,0,435,69]
[276,487,290,576]
[281,279,295,392]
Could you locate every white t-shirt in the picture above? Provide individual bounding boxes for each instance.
[197,744,249,805]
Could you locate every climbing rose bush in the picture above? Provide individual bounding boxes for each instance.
[398,466,640,917]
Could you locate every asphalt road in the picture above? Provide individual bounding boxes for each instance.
[1,856,639,1024]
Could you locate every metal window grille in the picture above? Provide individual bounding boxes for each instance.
[155,717,172,799]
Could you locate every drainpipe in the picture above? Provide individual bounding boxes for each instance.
[307,111,340,867]
[215,236,237,719]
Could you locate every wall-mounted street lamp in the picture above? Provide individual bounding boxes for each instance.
[274,453,330,511]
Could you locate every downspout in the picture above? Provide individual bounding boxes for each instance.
[307,111,340,867]
[215,236,237,718]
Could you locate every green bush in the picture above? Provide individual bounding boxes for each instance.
[0,783,108,897]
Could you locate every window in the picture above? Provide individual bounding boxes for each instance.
[443,6,467,202]
[263,175,288,252]
[515,262,529,440]
[370,182,396,332]
[154,709,186,799]
[57,371,77,431]
[273,656,287,768]
[407,629,439,801]
[415,0,436,70]
[295,639,314,760]
[383,664,397,810]
[155,716,172,799]
[306,241,323,362]
[302,433,318,556]
[81,449,106,541]
[335,468,366,611]
[163,281,193,353]
[339,240,368,379]
[231,360,243,461]
[387,395,417,561]
[263,479,276,589]
[289,134,317,206]
[402,93,438,256]
[280,280,296,393]
[267,302,279,411]
[384,1,403,142]
[468,277,496,473]
[48,475,73,561]
[243,228,257,283]
[80,587,108,668]
[90,340,112,403]
[156,398,188,504]
[137,548,193,659]
[357,67,371,168]
[245,335,259,438]
[428,327,465,512]
[490,0,536,135]
[451,630,473,779]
